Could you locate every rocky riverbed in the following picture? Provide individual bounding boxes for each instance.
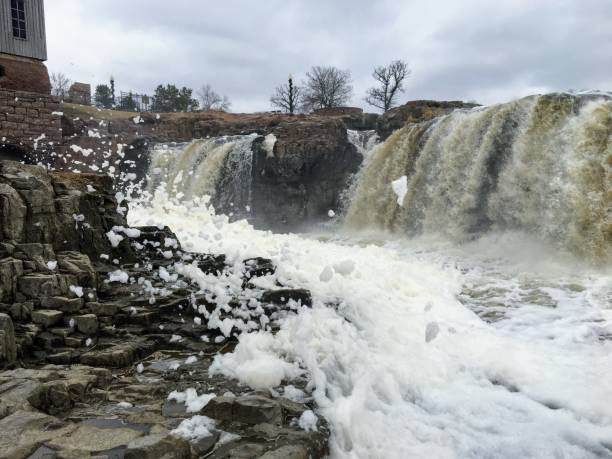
[0,161,327,458]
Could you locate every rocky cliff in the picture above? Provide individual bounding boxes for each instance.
[250,118,361,230]
[0,161,328,458]
[376,99,480,139]
[53,106,366,231]
[34,100,477,232]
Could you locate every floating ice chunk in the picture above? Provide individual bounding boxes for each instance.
[263,133,277,157]
[117,401,133,408]
[164,238,178,248]
[283,385,307,402]
[158,266,178,283]
[136,363,144,373]
[108,270,129,284]
[106,230,124,248]
[86,184,96,192]
[391,175,408,206]
[170,334,183,343]
[69,285,83,297]
[112,226,141,238]
[46,260,57,270]
[218,431,241,445]
[185,356,197,365]
[319,265,334,282]
[168,388,215,413]
[297,410,318,432]
[171,415,216,441]
[328,209,336,217]
[209,332,303,390]
[333,259,355,276]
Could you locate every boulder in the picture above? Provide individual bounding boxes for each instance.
[376,100,480,139]
[243,257,276,278]
[88,302,118,316]
[261,288,312,307]
[31,309,63,328]
[18,274,66,298]
[56,251,98,288]
[75,314,98,335]
[40,296,83,313]
[249,118,362,231]
[0,182,26,242]
[0,257,23,302]
[32,309,64,328]
[202,394,282,425]
[46,423,144,454]
[259,444,309,459]
[124,433,191,459]
[0,313,16,365]
[0,410,77,457]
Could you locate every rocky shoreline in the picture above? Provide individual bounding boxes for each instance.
[0,161,327,458]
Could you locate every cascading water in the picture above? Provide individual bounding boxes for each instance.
[347,129,379,157]
[146,134,257,215]
[130,92,612,459]
[345,93,612,262]
[213,134,258,218]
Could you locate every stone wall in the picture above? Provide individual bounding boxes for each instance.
[0,88,62,157]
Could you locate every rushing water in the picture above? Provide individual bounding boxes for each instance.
[347,129,379,157]
[346,93,612,263]
[130,93,612,458]
[147,134,257,214]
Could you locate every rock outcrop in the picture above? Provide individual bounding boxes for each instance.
[0,161,327,458]
[376,99,480,139]
[250,118,361,230]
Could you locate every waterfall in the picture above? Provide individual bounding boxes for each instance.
[347,129,379,157]
[345,93,612,262]
[146,134,257,214]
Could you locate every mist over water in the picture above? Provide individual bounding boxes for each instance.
[132,93,612,458]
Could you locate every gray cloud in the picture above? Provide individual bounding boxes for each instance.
[45,0,612,112]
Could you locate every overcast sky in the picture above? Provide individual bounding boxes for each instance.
[45,0,612,113]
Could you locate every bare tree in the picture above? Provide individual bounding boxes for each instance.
[365,60,410,112]
[50,72,71,100]
[302,66,352,111]
[197,84,231,112]
[270,75,302,114]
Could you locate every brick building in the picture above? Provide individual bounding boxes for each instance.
[67,82,91,105]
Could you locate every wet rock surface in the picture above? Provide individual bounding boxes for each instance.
[0,162,327,458]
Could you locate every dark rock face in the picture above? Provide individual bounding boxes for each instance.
[376,100,480,139]
[0,162,129,259]
[0,162,328,458]
[251,119,362,231]
[312,106,379,130]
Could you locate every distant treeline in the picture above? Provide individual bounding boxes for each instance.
[51,60,410,114]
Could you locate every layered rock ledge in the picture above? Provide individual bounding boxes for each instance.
[0,161,327,458]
